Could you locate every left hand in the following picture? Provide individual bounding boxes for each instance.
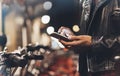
[60,35,92,49]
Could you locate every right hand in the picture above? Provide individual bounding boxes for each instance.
[58,26,74,37]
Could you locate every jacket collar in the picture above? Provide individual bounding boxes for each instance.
[87,0,112,35]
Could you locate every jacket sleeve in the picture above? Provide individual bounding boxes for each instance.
[92,35,120,52]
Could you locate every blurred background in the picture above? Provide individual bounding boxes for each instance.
[0,0,81,76]
[1,0,81,50]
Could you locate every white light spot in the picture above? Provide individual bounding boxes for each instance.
[41,15,50,24]
[47,26,54,34]
[114,56,120,60]
[43,1,52,10]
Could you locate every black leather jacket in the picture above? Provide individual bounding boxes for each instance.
[79,0,120,76]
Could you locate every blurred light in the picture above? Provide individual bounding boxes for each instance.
[15,16,24,25]
[40,48,45,53]
[47,26,54,34]
[114,56,120,60]
[43,1,52,10]
[40,33,51,46]
[44,63,49,68]
[33,18,40,33]
[72,25,80,32]
[79,0,82,3]
[32,18,41,43]
[41,15,50,24]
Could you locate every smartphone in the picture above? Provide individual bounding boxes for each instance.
[50,32,71,41]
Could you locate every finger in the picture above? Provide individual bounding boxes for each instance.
[68,35,81,40]
[60,40,84,46]
[63,45,71,49]
[59,39,70,48]
[58,26,66,34]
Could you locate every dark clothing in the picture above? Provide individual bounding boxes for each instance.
[79,0,120,76]
[0,53,10,76]
[89,70,116,76]
[0,34,7,49]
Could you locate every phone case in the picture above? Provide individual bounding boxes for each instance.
[50,32,70,41]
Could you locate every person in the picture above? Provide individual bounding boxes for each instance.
[57,0,120,76]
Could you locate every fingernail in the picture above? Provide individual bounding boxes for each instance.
[58,31,61,34]
[66,34,69,37]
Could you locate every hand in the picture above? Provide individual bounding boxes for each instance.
[60,35,92,49]
[58,26,74,37]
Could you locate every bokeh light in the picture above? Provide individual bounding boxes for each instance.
[114,56,120,60]
[46,26,54,34]
[43,1,52,10]
[41,15,50,24]
[72,25,80,32]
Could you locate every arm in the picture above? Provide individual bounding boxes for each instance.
[60,35,120,53]
[58,27,120,52]
[92,35,120,51]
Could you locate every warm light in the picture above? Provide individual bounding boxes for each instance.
[41,15,50,24]
[114,56,120,60]
[72,25,80,32]
[33,18,40,33]
[15,16,24,25]
[46,26,54,34]
[43,1,52,10]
